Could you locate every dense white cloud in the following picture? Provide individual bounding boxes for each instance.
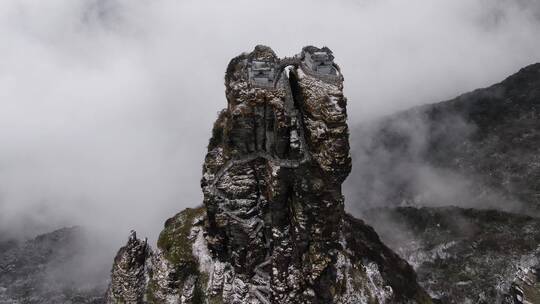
[0,0,539,250]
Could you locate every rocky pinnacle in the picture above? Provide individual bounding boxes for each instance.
[106,46,432,304]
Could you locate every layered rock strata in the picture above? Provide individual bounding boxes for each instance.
[107,45,431,304]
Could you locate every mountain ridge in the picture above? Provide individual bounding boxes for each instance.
[348,62,540,303]
[348,62,540,214]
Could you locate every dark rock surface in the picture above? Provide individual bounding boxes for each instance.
[107,45,432,303]
[0,227,106,304]
[365,207,540,304]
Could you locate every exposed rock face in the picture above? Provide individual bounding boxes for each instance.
[0,227,106,304]
[106,231,150,303]
[107,45,431,303]
[366,207,540,304]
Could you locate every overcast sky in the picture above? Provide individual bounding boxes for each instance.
[1,0,540,248]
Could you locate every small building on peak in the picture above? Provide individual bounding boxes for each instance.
[248,59,276,88]
[302,46,337,76]
[246,45,278,88]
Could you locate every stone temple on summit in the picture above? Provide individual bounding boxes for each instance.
[248,59,277,88]
[301,46,337,76]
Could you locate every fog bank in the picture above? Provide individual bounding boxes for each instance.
[1,0,540,251]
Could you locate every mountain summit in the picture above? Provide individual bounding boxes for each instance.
[105,46,431,304]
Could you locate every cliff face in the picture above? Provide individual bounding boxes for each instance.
[106,46,431,304]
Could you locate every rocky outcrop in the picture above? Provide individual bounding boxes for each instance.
[106,231,150,303]
[106,45,432,303]
[365,207,540,304]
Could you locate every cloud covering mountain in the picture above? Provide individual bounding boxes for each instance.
[1,0,540,253]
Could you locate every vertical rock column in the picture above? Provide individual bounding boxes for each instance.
[284,56,351,301]
[201,46,300,280]
[201,45,351,302]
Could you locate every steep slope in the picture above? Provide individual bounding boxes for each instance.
[0,227,106,304]
[106,45,431,304]
[348,63,540,214]
[366,207,540,304]
[346,63,540,303]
